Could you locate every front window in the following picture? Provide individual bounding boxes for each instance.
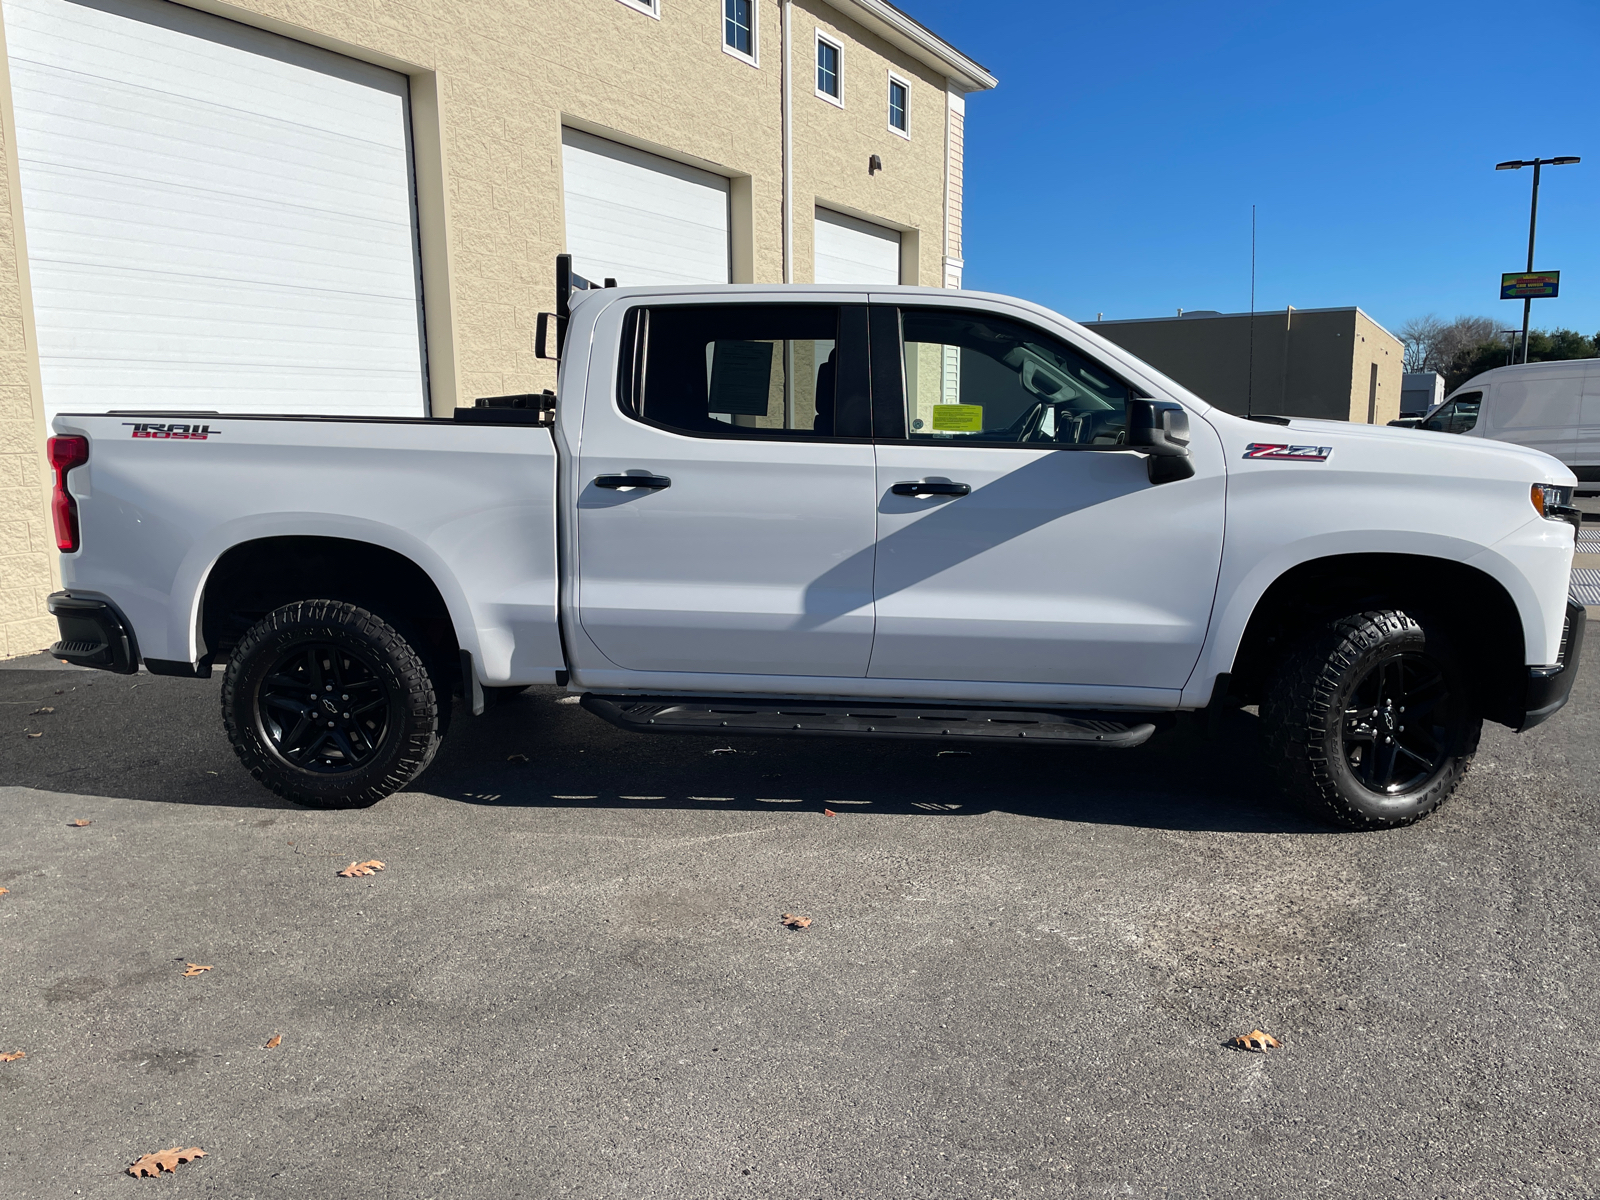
[888,78,908,132]
[898,308,1131,446]
[817,36,841,100]
[1420,391,1482,435]
[723,0,753,58]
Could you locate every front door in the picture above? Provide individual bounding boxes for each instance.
[865,302,1226,690]
[574,302,878,678]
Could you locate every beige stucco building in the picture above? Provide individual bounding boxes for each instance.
[1090,307,1404,426]
[0,0,994,657]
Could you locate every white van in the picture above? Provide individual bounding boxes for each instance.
[1417,359,1600,482]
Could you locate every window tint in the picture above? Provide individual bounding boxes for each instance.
[624,305,846,438]
[889,79,908,131]
[817,38,840,98]
[724,0,752,56]
[1420,391,1481,434]
[898,309,1131,446]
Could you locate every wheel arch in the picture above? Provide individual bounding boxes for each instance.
[198,535,467,690]
[1221,552,1527,726]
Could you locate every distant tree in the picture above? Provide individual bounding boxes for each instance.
[1443,327,1599,392]
[1399,314,1444,372]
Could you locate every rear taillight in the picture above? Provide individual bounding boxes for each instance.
[47,435,89,552]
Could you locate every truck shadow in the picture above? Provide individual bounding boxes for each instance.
[426,689,1322,834]
[0,669,1322,834]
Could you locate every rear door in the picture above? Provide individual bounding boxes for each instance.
[573,301,878,678]
[863,301,1226,690]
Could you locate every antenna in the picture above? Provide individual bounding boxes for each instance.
[1247,205,1256,418]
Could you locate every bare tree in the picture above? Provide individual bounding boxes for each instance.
[1434,316,1500,371]
[1399,314,1444,372]
[1397,314,1500,375]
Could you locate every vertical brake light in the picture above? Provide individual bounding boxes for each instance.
[47,435,89,552]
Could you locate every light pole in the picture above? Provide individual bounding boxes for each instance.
[1495,156,1580,364]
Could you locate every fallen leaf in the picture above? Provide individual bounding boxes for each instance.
[25,732,42,738]
[507,753,528,763]
[0,887,8,896]
[181,963,213,977]
[823,809,838,817]
[32,706,54,715]
[338,860,385,878]
[127,1147,206,1177]
[263,1033,281,1049]
[1231,1029,1281,1052]
[780,912,812,930]
[0,1050,24,1062]
[67,819,90,827]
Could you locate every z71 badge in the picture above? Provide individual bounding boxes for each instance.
[123,422,219,440]
[1243,443,1331,462]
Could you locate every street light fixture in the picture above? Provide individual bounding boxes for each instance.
[1495,155,1581,363]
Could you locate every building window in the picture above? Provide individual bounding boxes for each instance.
[723,0,755,62]
[615,0,659,17]
[816,33,842,104]
[888,75,909,136]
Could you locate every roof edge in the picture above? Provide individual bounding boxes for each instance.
[823,0,997,91]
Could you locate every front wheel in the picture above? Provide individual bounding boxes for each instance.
[1262,610,1481,830]
[222,600,443,808]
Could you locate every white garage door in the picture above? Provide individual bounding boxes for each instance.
[4,0,427,421]
[814,208,901,285]
[561,128,730,286]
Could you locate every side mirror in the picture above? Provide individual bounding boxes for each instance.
[1388,417,1421,428]
[1127,399,1195,484]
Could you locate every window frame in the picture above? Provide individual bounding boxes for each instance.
[616,302,873,444]
[815,31,844,107]
[868,304,1149,450]
[721,0,757,66]
[613,0,660,18]
[886,72,911,138]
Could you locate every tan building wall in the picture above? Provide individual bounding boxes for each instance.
[1089,307,1404,425]
[0,0,993,657]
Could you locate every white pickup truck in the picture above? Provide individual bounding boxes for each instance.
[44,262,1584,829]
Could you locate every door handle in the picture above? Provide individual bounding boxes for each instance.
[594,474,671,490]
[891,480,971,498]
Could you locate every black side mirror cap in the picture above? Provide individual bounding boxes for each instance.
[1127,399,1195,484]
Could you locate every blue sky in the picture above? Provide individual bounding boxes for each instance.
[904,0,1600,340]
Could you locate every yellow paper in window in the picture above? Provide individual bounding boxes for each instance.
[930,403,983,432]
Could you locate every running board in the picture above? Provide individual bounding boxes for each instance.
[580,694,1160,748]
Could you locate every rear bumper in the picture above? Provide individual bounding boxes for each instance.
[1518,598,1586,731]
[47,592,138,674]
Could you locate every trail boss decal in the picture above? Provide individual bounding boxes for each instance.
[1243,442,1331,462]
[124,422,219,440]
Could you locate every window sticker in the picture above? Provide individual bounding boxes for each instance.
[708,341,774,416]
[929,403,983,432]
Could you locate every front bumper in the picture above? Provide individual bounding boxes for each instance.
[47,592,138,674]
[1519,598,1586,731]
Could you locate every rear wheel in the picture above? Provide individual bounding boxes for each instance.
[1262,610,1481,830]
[222,600,443,808]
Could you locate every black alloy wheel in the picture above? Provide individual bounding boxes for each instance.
[1263,609,1481,830]
[256,641,390,772]
[1339,651,1452,795]
[223,600,444,808]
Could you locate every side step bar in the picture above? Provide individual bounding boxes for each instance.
[580,694,1161,749]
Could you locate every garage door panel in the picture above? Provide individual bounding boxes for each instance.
[5,0,427,420]
[814,207,901,286]
[562,127,730,286]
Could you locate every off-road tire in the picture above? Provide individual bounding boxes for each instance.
[222,600,442,808]
[1262,609,1481,831]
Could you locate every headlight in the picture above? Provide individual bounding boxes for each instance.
[1531,482,1579,529]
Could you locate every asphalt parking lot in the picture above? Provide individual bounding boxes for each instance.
[2,650,1598,1199]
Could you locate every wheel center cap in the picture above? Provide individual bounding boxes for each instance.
[322,699,339,715]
